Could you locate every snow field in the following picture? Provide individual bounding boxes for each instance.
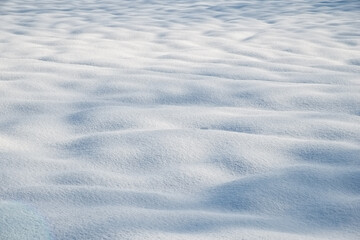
[0,0,360,239]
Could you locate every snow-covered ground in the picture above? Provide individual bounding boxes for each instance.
[1,0,360,239]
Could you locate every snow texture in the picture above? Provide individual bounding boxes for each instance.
[1,0,360,239]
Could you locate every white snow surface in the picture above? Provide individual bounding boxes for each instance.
[1,0,360,239]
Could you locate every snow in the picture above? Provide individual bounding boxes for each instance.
[1,0,360,239]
